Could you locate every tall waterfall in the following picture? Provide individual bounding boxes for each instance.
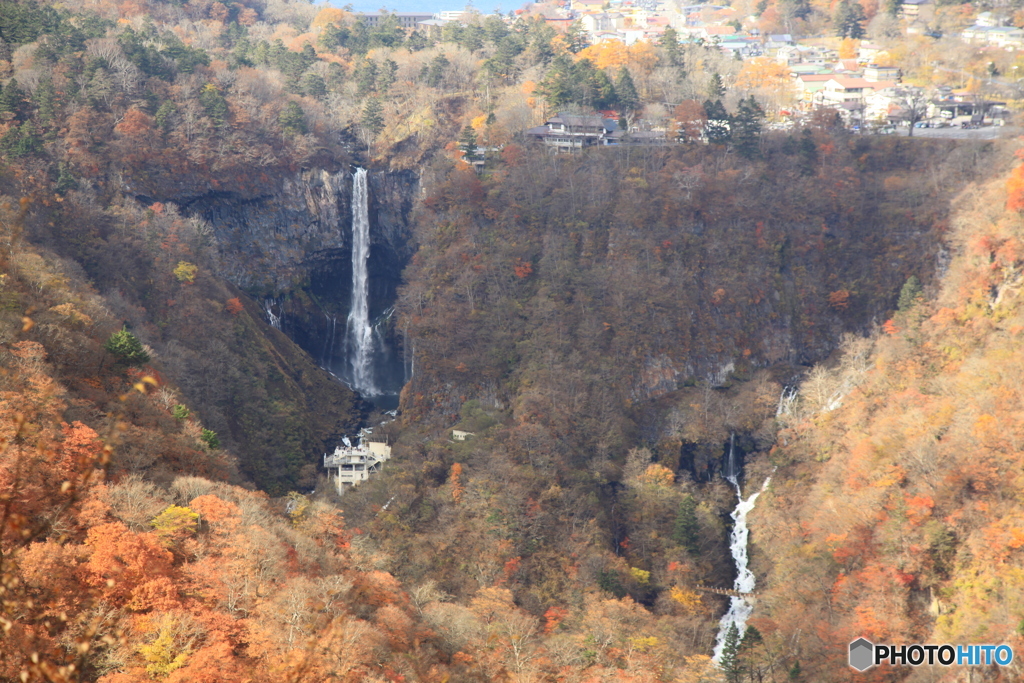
[713,444,772,662]
[347,168,378,395]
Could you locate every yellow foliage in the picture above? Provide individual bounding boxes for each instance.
[139,617,191,677]
[628,635,660,652]
[669,586,703,614]
[629,567,650,585]
[627,42,658,75]
[312,7,346,28]
[49,303,93,326]
[639,463,675,488]
[151,505,199,544]
[173,261,198,283]
[838,37,859,59]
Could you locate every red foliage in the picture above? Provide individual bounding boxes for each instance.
[225,297,244,315]
[543,606,568,634]
[511,258,533,279]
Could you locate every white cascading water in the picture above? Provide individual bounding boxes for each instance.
[264,299,281,329]
[712,438,772,663]
[347,168,378,395]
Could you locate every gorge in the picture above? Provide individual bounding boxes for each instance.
[3,0,1024,679]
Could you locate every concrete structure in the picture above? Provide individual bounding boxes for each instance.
[864,65,900,82]
[818,77,897,107]
[961,25,1024,48]
[356,12,433,28]
[324,440,392,493]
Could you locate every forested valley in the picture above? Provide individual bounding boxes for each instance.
[1,0,1023,681]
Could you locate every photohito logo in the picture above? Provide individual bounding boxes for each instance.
[849,638,1014,671]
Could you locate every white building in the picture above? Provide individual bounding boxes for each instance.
[324,441,392,493]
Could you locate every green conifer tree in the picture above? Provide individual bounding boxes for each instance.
[673,494,700,554]
[615,68,639,112]
[732,96,764,159]
[278,102,307,135]
[361,97,384,138]
[720,622,742,683]
[898,275,923,311]
[834,0,867,38]
[105,327,150,367]
[458,125,479,161]
[707,72,726,99]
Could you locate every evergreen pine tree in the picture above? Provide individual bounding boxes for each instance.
[898,275,923,311]
[356,60,378,97]
[673,494,700,555]
[704,99,731,144]
[278,102,307,135]
[458,125,479,161]
[361,97,384,138]
[660,27,682,67]
[707,72,725,99]
[427,54,449,88]
[34,77,56,125]
[834,0,867,39]
[537,55,575,109]
[377,58,398,93]
[0,78,26,119]
[198,83,228,126]
[719,622,742,683]
[566,20,588,54]
[105,327,150,367]
[299,72,327,100]
[732,96,764,159]
[615,68,639,112]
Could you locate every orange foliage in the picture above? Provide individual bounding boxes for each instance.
[82,521,176,609]
[735,57,790,91]
[827,289,850,310]
[575,42,628,70]
[1006,164,1024,211]
[225,297,244,315]
[513,259,534,278]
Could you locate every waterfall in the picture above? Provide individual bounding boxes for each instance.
[725,433,737,484]
[712,473,772,663]
[347,168,378,396]
[264,299,281,329]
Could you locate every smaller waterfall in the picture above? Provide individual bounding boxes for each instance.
[712,472,772,663]
[264,299,281,329]
[724,434,738,483]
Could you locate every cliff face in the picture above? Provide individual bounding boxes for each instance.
[176,167,418,401]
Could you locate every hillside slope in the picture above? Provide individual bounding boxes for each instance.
[750,150,1024,682]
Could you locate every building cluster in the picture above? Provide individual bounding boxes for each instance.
[525,113,669,148]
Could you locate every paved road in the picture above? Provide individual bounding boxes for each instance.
[894,125,1018,140]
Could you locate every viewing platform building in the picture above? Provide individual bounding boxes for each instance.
[324,441,392,493]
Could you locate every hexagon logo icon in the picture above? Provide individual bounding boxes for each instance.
[849,638,875,671]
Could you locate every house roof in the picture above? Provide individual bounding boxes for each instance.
[548,113,620,130]
[796,74,836,82]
